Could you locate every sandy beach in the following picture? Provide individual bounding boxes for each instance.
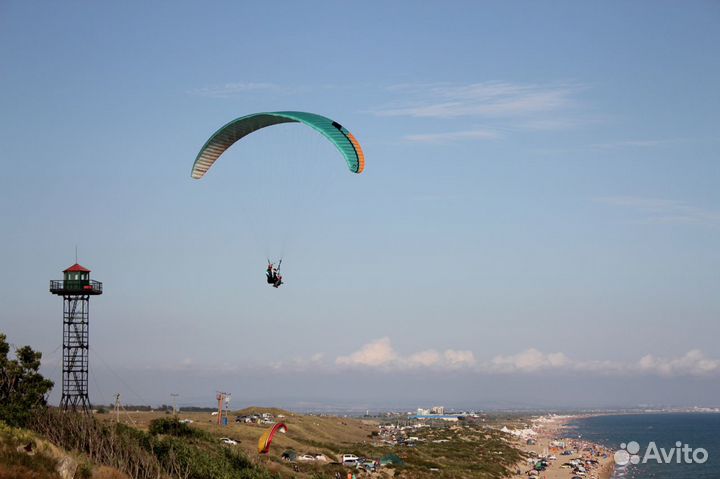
[508,415,615,479]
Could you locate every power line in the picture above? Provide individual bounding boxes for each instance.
[89,346,148,405]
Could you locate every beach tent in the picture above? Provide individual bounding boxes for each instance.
[281,450,297,461]
[380,453,405,466]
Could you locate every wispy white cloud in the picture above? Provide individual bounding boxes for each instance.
[596,196,720,226]
[374,81,584,143]
[590,139,679,150]
[374,81,581,119]
[189,82,288,98]
[596,196,680,210]
[403,129,500,143]
[520,118,589,131]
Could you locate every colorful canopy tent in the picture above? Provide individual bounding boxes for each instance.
[258,422,287,454]
[191,111,365,179]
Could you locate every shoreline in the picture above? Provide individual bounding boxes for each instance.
[509,414,615,479]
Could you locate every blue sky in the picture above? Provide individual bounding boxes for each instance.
[1,1,719,409]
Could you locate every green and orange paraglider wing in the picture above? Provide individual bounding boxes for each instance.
[258,422,287,454]
[191,111,365,179]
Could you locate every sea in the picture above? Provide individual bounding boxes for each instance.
[567,413,720,479]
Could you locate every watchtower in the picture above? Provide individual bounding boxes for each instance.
[50,263,103,411]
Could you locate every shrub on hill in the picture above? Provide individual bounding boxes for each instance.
[33,409,279,479]
[0,331,277,478]
[0,420,60,479]
[149,417,207,439]
[0,332,54,428]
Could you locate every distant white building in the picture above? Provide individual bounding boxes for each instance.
[417,408,430,416]
[430,406,445,415]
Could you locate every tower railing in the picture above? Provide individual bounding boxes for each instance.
[50,280,103,295]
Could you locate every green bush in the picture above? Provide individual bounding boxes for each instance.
[149,417,207,439]
[0,332,54,428]
[150,434,275,479]
[33,410,279,479]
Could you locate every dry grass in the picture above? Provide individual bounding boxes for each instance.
[1,419,128,479]
[97,410,525,478]
[0,464,60,479]
[99,409,378,477]
[0,422,60,479]
[91,466,131,479]
[108,409,376,456]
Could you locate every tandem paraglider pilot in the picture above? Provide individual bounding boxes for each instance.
[266,262,283,288]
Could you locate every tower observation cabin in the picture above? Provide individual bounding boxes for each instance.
[50,264,103,295]
[50,263,103,411]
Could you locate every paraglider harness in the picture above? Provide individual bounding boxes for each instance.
[266,260,283,288]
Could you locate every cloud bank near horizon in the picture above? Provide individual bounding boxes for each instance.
[333,338,720,377]
[144,338,720,379]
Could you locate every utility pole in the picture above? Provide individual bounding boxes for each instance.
[216,391,230,426]
[171,393,179,416]
[114,393,121,424]
[225,393,231,423]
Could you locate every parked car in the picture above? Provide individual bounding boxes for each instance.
[341,454,359,466]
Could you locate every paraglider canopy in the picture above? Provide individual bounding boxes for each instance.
[191,111,365,180]
[258,422,288,454]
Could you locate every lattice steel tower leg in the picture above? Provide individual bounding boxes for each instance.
[50,263,103,412]
[61,295,90,410]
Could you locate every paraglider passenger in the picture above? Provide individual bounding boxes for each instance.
[267,262,283,287]
[266,263,277,284]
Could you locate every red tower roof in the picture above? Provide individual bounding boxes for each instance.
[64,263,91,273]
